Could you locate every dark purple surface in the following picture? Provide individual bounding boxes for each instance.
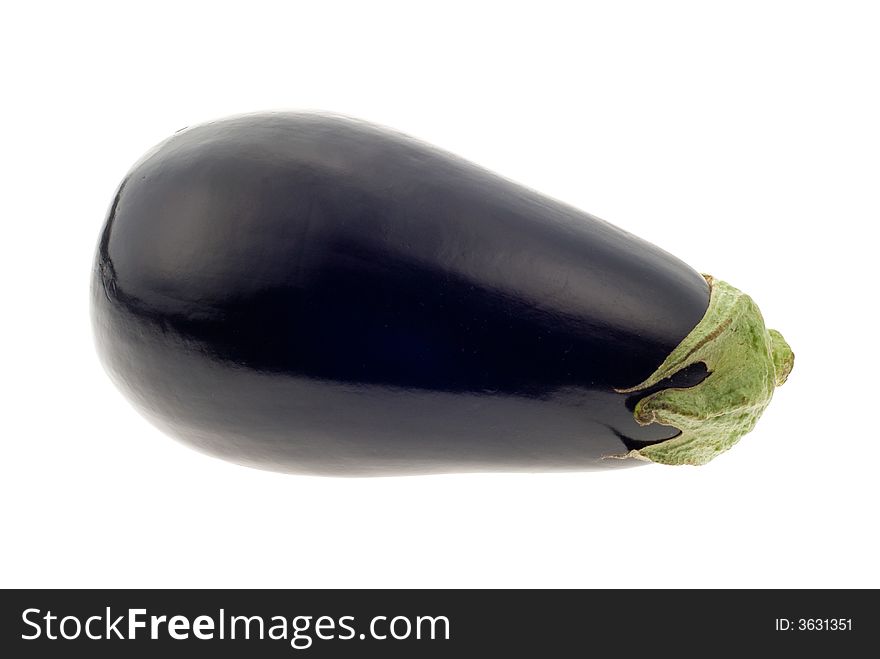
[92,113,709,475]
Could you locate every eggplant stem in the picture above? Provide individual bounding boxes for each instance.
[614,275,794,466]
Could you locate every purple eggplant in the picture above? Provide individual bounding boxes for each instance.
[91,113,792,475]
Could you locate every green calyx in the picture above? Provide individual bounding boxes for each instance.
[617,275,793,466]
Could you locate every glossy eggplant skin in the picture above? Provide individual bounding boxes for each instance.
[91,113,710,475]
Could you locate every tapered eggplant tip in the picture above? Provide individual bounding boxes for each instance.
[615,275,793,466]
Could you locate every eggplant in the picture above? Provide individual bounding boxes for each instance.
[91,112,793,475]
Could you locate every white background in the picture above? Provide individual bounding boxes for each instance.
[2,1,878,588]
